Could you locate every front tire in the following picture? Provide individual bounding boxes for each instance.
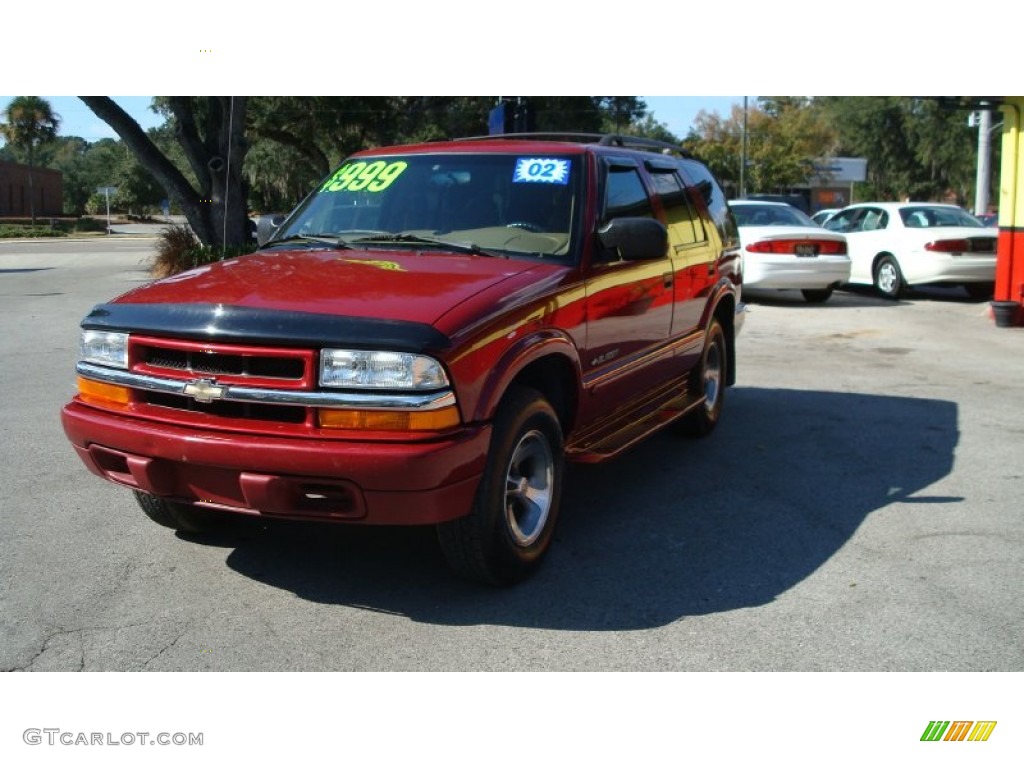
[437,387,564,586]
[874,255,905,299]
[133,491,218,534]
[679,318,727,438]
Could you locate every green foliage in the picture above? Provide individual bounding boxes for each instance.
[681,96,984,204]
[240,97,652,212]
[1,96,61,157]
[605,113,679,144]
[814,97,979,203]
[0,223,65,238]
[113,154,165,214]
[74,217,108,232]
[683,99,837,194]
[47,97,667,243]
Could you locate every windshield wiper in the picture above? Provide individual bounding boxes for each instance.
[345,233,505,258]
[261,234,352,249]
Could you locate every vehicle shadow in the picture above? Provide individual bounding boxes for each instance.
[745,285,988,307]
[744,289,900,308]
[208,387,959,630]
[839,284,988,304]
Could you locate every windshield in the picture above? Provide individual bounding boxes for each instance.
[731,203,817,228]
[898,206,986,228]
[272,152,582,262]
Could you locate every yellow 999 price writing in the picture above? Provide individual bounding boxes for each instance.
[321,161,408,193]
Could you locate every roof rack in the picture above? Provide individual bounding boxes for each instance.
[456,132,692,158]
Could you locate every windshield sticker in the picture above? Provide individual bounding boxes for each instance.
[513,158,570,185]
[321,160,408,193]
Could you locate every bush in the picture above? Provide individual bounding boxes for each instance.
[151,224,254,278]
[74,217,109,233]
[0,223,65,239]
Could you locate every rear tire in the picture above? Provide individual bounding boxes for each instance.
[437,387,563,586]
[679,318,727,438]
[873,255,905,299]
[133,491,218,534]
[801,287,834,303]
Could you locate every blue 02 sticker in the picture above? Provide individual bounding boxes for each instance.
[513,158,570,185]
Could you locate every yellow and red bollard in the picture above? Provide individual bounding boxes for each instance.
[993,96,1024,327]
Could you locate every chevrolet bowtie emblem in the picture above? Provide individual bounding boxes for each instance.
[182,378,226,403]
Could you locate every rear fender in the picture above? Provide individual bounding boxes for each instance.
[700,282,739,386]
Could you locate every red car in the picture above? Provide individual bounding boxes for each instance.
[62,134,745,585]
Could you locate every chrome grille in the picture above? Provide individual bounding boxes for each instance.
[137,344,305,380]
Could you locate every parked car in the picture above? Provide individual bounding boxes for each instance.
[730,200,850,303]
[811,208,839,226]
[824,202,998,299]
[61,133,745,586]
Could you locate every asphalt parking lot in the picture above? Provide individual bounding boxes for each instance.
[1,238,1022,672]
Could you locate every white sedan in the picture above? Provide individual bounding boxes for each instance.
[823,202,997,299]
[811,208,839,226]
[730,200,851,303]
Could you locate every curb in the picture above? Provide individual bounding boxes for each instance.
[0,235,160,244]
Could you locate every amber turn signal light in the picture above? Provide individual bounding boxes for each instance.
[318,406,460,431]
[77,376,131,409]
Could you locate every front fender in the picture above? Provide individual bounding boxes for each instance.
[470,330,582,425]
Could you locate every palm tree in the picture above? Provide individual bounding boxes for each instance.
[1,96,61,223]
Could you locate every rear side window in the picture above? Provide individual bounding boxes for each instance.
[604,166,654,220]
[858,208,888,231]
[649,168,703,247]
[678,159,738,248]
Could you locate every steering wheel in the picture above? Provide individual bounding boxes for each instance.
[505,221,544,233]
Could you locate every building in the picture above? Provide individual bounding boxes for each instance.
[808,157,868,214]
[743,157,868,215]
[0,160,63,217]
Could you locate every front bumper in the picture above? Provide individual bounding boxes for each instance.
[61,400,489,525]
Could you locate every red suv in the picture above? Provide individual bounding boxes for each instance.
[62,134,744,585]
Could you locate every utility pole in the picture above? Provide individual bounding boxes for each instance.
[975,105,992,216]
[740,96,748,199]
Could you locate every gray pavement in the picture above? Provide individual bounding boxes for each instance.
[1,238,1022,672]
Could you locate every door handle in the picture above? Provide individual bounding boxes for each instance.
[663,272,674,289]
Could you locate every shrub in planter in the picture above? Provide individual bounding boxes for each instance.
[151,224,254,278]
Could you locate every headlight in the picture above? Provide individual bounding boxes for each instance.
[79,330,129,369]
[319,349,449,390]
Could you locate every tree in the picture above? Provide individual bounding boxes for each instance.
[79,96,656,245]
[613,114,680,145]
[113,152,166,216]
[814,97,977,203]
[241,97,652,210]
[682,100,837,194]
[0,96,61,223]
[80,97,249,248]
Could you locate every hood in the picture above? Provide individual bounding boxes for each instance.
[113,247,544,326]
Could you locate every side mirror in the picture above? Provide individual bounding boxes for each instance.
[256,214,287,246]
[597,217,668,261]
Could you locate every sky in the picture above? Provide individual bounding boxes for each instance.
[0,96,745,144]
